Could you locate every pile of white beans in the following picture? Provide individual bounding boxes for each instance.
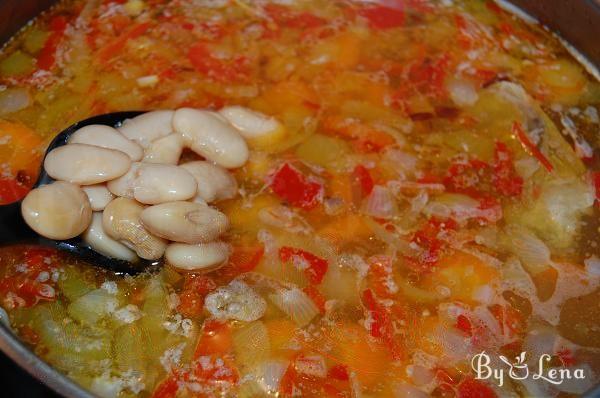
[20,106,283,272]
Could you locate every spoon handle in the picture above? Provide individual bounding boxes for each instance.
[0,201,37,243]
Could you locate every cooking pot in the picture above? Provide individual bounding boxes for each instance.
[0,1,599,397]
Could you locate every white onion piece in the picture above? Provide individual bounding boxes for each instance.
[393,383,429,398]
[257,360,289,395]
[269,288,319,326]
[362,185,397,219]
[233,321,271,372]
[447,78,479,107]
[584,255,600,276]
[503,225,551,275]
[0,88,31,115]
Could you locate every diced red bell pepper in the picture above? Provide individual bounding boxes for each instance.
[270,163,323,210]
[351,165,374,197]
[512,121,553,172]
[358,6,405,30]
[279,246,328,285]
[457,378,497,398]
[361,288,403,359]
[456,314,473,336]
[556,348,576,367]
[367,255,397,298]
[37,16,69,70]
[218,244,264,281]
[177,274,217,318]
[327,364,349,381]
[151,374,178,398]
[303,285,327,314]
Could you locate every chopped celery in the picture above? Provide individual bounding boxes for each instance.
[295,134,351,171]
[23,29,50,54]
[0,51,35,77]
[58,268,95,301]
[68,289,120,325]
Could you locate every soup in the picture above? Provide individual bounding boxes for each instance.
[0,0,600,397]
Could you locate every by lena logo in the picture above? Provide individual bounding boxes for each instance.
[471,351,586,387]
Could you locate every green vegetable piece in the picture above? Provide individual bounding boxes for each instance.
[23,29,50,54]
[0,51,35,77]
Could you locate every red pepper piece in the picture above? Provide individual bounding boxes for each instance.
[177,274,217,318]
[457,378,497,398]
[0,177,31,204]
[97,22,151,63]
[358,6,405,30]
[279,246,328,284]
[351,164,374,197]
[303,285,327,314]
[456,314,473,336]
[270,163,323,210]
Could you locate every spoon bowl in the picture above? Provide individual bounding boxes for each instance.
[0,111,156,275]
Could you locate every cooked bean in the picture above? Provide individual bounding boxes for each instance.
[102,197,167,260]
[140,201,229,244]
[82,184,114,211]
[68,124,143,161]
[118,110,174,148]
[219,106,283,139]
[173,108,249,169]
[44,144,131,185]
[180,161,238,203]
[142,133,183,165]
[21,181,92,240]
[83,213,138,261]
[107,162,197,204]
[165,241,230,271]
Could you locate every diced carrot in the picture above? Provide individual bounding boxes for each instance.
[177,274,216,318]
[318,214,371,247]
[96,22,151,63]
[194,319,233,358]
[218,244,264,281]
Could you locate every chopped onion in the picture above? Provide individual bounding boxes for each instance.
[232,321,271,372]
[362,185,397,219]
[503,225,551,276]
[393,383,429,398]
[0,88,31,115]
[256,360,289,394]
[584,255,600,276]
[424,193,501,223]
[258,205,312,234]
[269,287,319,326]
[447,78,479,107]
[295,354,327,378]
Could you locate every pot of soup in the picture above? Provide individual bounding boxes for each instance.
[0,1,600,397]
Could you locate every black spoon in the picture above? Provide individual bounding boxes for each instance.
[0,111,158,275]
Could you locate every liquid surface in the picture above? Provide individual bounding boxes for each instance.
[0,1,600,397]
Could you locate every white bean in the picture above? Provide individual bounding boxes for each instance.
[83,213,138,261]
[180,161,238,203]
[102,197,167,260]
[21,181,92,240]
[107,162,197,204]
[165,241,230,271]
[173,108,249,169]
[82,184,114,211]
[142,133,183,165]
[118,110,174,148]
[140,201,229,244]
[68,124,144,161]
[219,106,283,139]
[44,144,131,185]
